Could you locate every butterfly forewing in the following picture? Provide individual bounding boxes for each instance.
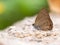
[33,8,53,31]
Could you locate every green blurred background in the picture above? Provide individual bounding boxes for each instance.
[0,0,48,29]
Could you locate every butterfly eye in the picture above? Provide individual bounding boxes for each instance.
[32,24,41,30]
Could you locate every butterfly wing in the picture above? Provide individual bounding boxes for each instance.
[33,8,53,31]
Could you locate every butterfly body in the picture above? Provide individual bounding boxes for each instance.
[33,8,53,31]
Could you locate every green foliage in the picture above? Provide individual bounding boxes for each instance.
[0,0,48,29]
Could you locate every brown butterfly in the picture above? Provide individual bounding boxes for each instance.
[33,8,53,31]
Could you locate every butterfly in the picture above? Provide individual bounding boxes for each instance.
[33,8,53,31]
